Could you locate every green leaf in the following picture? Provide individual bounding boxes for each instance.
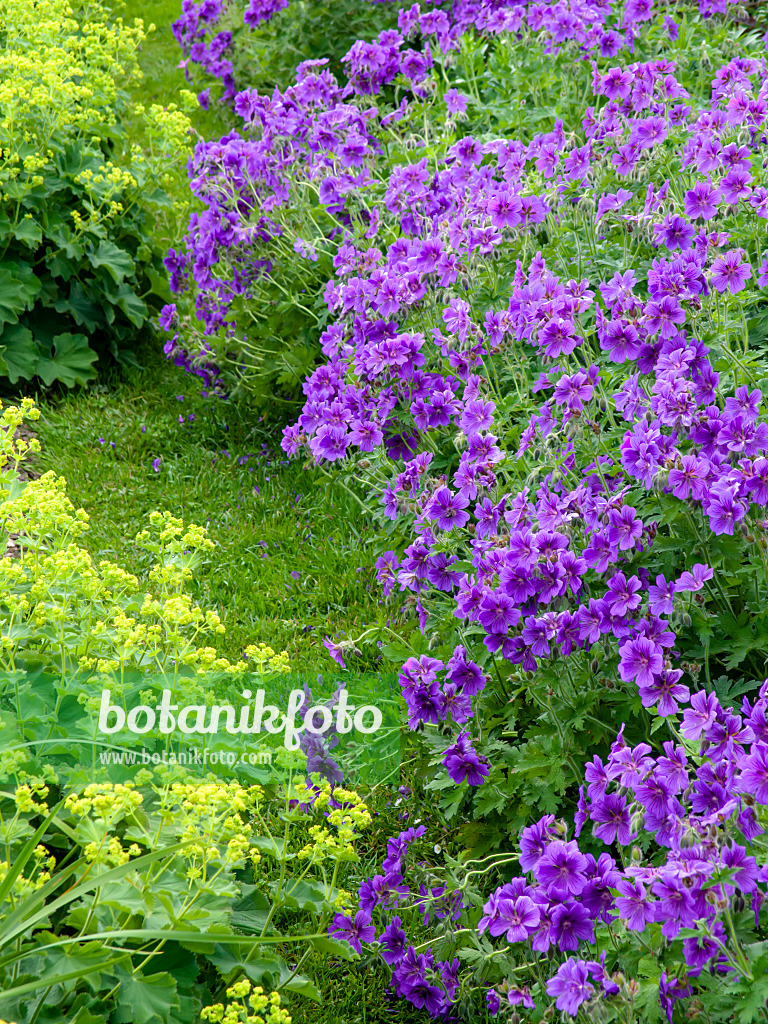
[39,936,116,992]
[229,886,272,934]
[0,324,38,383]
[13,218,43,249]
[284,973,322,1003]
[111,970,179,1024]
[0,267,38,327]
[36,333,97,388]
[309,935,357,961]
[55,280,102,331]
[251,835,287,859]
[274,878,327,913]
[712,675,759,708]
[71,1011,108,1024]
[738,972,768,1024]
[114,284,148,327]
[90,240,135,284]
[0,957,126,1007]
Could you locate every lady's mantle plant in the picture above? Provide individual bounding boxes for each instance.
[0,0,195,386]
[0,773,373,1018]
[0,402,377,1018]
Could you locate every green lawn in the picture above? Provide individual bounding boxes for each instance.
[33,355,395,672]
[116,0,228,141]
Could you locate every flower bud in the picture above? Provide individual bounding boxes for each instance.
[652,469,670,493]
[733,894,745,914]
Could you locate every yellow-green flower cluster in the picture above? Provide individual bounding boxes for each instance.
[61,781,265,880]
[65,782,142,823]
[294,780,372,864]
[0,0,194,220]
[201,982,292,1024]
[161,782,263,874]
[0,398,40,474]
[14,783,50,815]
[0,843,55,900]
[0,399,290,684]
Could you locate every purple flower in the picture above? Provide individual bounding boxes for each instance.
[660,972,693,1024]
[607,506,642,550]
[676,563,713,592]
[536,840,588,899]
[518,816,556,871]
[591,793,632,845]
[427,486,470,531]
[378,916,407,964]
[442,731,489,786]
[550,900,595,950]
[444,88,468,115]
[710,251,752,293]
[323,637,346,668]
[329,910,376,954]
[478,590,520,633]
[615,879,656,932]
[638,669,691,717]
[493,895,541,942]
[508,986,534,1009]
[738,742,768,804]
[648,575,676,616]
[644,296,686,338]
[618,636,663,687]
[546,959,595,1015]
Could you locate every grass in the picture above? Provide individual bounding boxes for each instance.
[115,0,228,142]
[33,354,400,672]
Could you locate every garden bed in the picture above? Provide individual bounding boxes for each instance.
[1,0,768,1021]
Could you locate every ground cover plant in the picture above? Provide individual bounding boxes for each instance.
[172,0,401,107]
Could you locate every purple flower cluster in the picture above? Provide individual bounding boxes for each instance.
[165,0,745,380]
[338,684,768,1019]
[297,679,345,785]
[160,301,223,394]
[276,36,768,741]
[330,822,464,1015]
[476,682,768,1019]
[173,0,237,102]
